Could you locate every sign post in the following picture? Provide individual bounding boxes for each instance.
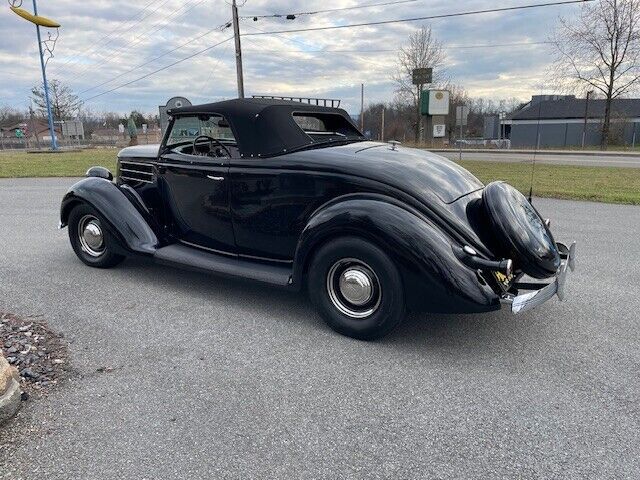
[456,105,469,139]
[9,0,61,150]
[412,68,432,144]
[455,105,469,161]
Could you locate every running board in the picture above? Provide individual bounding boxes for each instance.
[154,244,292,287]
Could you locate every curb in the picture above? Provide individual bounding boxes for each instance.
[428,148,640,158]
[0,352,21,425]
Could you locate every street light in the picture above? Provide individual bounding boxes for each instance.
[9,0,60,150]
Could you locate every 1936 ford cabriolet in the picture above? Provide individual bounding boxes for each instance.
[60,98,576,339]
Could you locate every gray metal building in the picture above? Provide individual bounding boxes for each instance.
[503,95,640,148]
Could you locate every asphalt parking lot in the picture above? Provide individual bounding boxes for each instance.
[1,178,639,479]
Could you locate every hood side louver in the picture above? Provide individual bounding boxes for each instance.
[119,160,154,184]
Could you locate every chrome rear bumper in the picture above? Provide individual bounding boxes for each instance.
[501,241,576,314]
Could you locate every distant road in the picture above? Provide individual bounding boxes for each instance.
[432,150,640,168]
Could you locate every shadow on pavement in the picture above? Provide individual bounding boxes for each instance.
[106,256,545,356]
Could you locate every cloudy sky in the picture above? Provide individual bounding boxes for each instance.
[0,0,585,115]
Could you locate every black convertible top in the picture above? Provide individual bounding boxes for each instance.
[167,98,363,158]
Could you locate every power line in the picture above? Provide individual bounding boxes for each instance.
[242,41,553,53]
[77,20,232,96]
[242,23,393,70]
[195,41,234,100]
[241,0,595,36]
[57,0,169,68]
[241,0,420,19]
[81,36,234,102]
[70,0,208,81]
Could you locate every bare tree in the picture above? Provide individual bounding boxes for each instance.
[31,79,83,120]
[393,26,447,141]
[550,0,640,147]
[444,84,470,140]
[0,105,24,126]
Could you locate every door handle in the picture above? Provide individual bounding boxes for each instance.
[207,175,225,181]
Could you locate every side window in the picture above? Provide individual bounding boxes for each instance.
[292,112,363,142]
[293,115,326,132]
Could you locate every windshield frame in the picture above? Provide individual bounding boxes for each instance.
[162,113,238,152]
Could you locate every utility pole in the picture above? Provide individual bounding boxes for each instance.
[581,90,593,149]
[417,86,423,144]
[380,106,385,142]
[360,83,364,132]
[231,0,244,98]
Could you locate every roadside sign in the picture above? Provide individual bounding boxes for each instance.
[412,67,432,85]
[433,124,446,138]
[160,96,192,134]
[422,90,450,115]
[118,124,125,134]
[61,120,84,139]
[456,105,470,126]
[142,124,148,134]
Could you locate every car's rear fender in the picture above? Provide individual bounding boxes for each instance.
[293,194,500,313]
[60,176,158,255]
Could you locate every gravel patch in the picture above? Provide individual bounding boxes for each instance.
[0,312,69,397]
[0,313,70,466]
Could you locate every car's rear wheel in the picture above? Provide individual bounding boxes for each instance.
[68,203,125,268]
[308,237,405,340]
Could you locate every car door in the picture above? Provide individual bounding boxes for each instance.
[229,154,351,262]
[157,150,234,254]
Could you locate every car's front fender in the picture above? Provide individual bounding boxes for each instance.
[60,177,158,255]
[293,194,500,313]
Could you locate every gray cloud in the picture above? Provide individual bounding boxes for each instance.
[0,0,583,114]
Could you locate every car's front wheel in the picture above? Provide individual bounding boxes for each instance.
[68,203,125,268]
[308,237,405,340]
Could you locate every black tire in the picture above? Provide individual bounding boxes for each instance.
[308,237,405,340]
[68,203,125,268]
[483,181,560,279]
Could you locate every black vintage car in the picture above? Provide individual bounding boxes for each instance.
[60,98,575,339]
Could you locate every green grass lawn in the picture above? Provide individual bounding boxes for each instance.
[1,148,639,205]
[0,149,117,178]
[457,160,640,205]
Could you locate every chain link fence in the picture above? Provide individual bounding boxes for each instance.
[0,130,163,151]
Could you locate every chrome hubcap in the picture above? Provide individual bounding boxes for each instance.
[327,259,381,319]
[78,215,105,257]
[339,268,373,306]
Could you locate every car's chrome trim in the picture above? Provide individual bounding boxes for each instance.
[179,240,236,258]
[120,175,154,184]
[116,159,153,167]
[178,240,293,264]
[501,241,576,314]
[238,253,293,264]
[119,160,154,184]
